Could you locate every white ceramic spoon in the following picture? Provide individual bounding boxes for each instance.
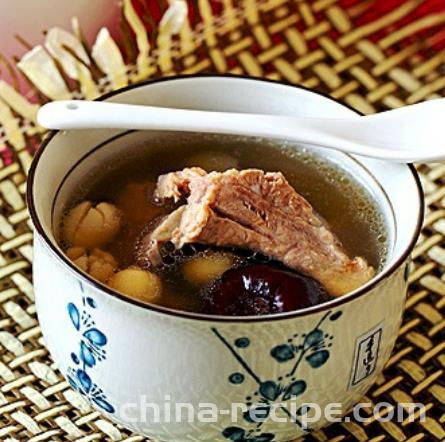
[37,99,445,162]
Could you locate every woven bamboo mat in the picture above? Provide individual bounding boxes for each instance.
[0,0,445,440]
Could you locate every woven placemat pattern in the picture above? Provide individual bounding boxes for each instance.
[1,0,445,440]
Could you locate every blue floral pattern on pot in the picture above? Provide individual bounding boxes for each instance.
[213,309,343,441]
[66,283,115,413]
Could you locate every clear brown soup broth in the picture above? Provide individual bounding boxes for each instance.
[60,136,387,312]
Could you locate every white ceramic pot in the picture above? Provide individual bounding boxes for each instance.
[27,76,423,442]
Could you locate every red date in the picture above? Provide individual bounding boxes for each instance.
[201,263,330,316]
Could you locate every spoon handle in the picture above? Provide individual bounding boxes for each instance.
[37,100,371,156]
[38,99,308,135]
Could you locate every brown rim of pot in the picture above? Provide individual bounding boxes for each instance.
[26,74,424,323]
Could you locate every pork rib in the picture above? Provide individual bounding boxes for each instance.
[140,168,375,296]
